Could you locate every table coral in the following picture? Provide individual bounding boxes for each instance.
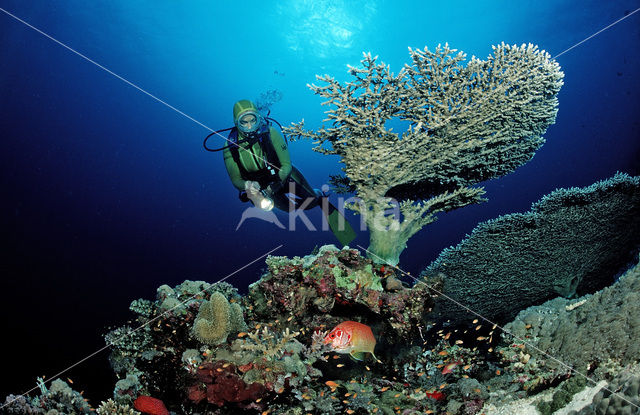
[422,173,640,324]
[501,253,640,377]
[286,43,563,265]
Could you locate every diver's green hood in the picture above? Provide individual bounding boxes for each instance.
[233,99,259,124]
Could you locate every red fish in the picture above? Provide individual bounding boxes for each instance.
[441,360,462,375]
[324,321,376,361]
[133,395,169,415]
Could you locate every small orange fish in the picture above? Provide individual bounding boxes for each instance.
[325,381,339,388]
[324,321,376,361]
[442,360,462,375]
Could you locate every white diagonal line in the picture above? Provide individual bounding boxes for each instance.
[553,7,640,59]
[357,245,640,410]
[0,6,287,175]
[1,244,283,410]
[2,3,639,409]
[0,7,213,132]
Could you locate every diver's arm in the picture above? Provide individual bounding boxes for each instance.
[270,127,292,182]
[222,146,247,191]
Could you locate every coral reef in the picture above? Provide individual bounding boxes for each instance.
[500,253,640,378]
[570,368,640,415]
[4,173,638,414]
[285,43,563,265]
[93,247,460,414]
[4,245,638,415]
[247,245,438,340]
[2,379,94,414]
[421,173,640,324]
[96,398,141,414]
[102,280,244,410]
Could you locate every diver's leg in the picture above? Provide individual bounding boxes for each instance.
[287,166,322,210]
[270,186,292,211]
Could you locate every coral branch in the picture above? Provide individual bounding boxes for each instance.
[285,43,563,265]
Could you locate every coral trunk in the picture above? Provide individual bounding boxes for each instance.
[366,227,409,266]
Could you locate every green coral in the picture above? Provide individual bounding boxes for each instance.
[104,326,154,375]
[335,264,383,291]
[210,325,324,396]
[536,376,587,415]
[27,379,94,414]
[113,373,142,405]
[193,291,247,345]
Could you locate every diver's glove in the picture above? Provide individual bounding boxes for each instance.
[245,180,261,196]
[244,180,274,211]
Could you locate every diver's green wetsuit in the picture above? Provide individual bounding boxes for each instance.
[222,120,319,212]
[223,100,356,245]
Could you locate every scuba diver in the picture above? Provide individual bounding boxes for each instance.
[204,99,356,246]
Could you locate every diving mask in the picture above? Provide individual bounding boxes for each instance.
[236,111,263,135]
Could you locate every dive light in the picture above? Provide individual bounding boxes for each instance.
[258,192,274,211]
[245,181,274,211]
[247,189,274,211]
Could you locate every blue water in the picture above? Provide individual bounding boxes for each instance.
[1,0,638,403]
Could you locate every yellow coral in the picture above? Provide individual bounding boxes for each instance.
[193,292,246,345]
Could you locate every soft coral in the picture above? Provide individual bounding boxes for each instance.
[187,361,267,409]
